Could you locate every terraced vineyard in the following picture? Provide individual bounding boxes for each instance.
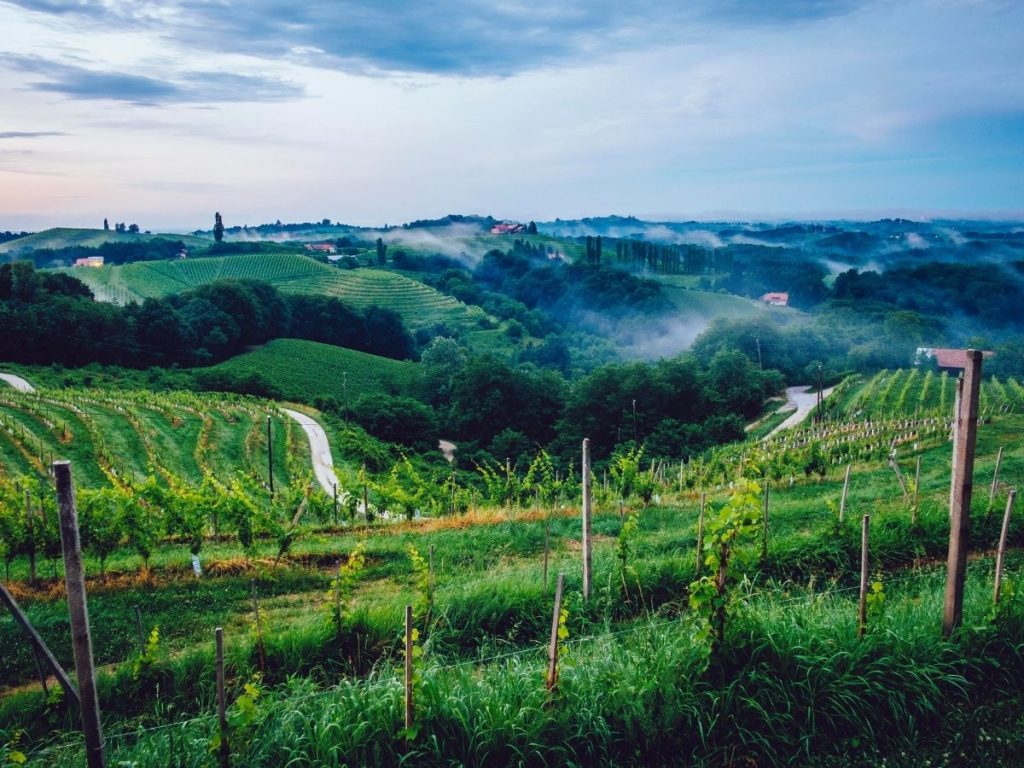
[56,254,489,331]
[0,386,300,491]
[839,368,1024,419]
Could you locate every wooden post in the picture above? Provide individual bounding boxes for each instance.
[404,604,414,736]
[695,492,706,577]
[858,514,870,638]
[215,627,229,768]
[912,456,921,525]
[251,580,266,673]
[332,483,338,526]
[994,489,1016,604]
[25,490,37,586]
[428,545,435,595]
[990,446,1004,504]
[266,415,273,497]
[944,351,983,637]
[134,605,145,654]
[0,582,79,706]
[581,438,592,601]
[838,464,851,524]
[949,374,963,519]
[546,573,565,691]
[542,520,550,592]
[761,481,769,565]
[363,481,369,522]
[53,461,105,768]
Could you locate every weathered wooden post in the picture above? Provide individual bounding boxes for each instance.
[761,481,769,565]
[25,490,36,586]
[994,489,1016,605]
[546,573,565,691]
[839,464,851,524]
[990,446,1004,505]
[542,520,550,592]
[912,456,921,525]
[582,438,592,601]
[858,514,870,638]
[134,605,145,654]
[695,492,706,577]
[949,374,963,519]
[53,461,105,768]
[404,604,414,737]
[943,351,982,636]
[332,483,338,526]
[215,627,229,768]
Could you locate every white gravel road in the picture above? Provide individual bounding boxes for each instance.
[766,385,837,437]
[282,408,342,497]
[0,373,35,392]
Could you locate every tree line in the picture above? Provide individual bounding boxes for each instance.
[0,263,414,367]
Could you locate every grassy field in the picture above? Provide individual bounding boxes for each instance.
[202,339,423,403]
[0,228,210,256]
[656,282,768,320]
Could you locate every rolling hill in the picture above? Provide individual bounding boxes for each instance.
[0,227,210,256]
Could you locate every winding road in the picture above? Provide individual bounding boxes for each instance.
[0,373,35,393]
[766,385,837,438]
[282,408,342,497]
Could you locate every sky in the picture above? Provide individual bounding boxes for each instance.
[0,0,1022,232]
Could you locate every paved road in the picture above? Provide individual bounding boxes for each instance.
[0,373,35,392]
[766,385,837,437]
[282,408,342,497]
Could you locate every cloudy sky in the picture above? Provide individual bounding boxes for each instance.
[1,0,1022,231]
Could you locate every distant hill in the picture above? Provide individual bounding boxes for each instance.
[201,339,422,403]
[0,227,211,256]
[56,252,491,332]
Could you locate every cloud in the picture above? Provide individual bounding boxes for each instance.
[5,0,865,77]
[0,130,67,139]
[2,55,304,104]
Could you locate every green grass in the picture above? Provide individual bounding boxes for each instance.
[656,282,768,320]
[202,339,423,403]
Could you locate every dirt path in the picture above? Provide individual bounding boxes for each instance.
[282,408,341,497]
[0,372,35,392]
[766,385,837,438]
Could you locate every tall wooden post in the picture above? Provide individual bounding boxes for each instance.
[912,456,921,525]
[838,464,851,524]
[990,446,1004,504]
[858,514,870,638]
[542,520,550,592]
[266,415,274,497]
[761,482,769,565]
[251,580,266,673]
[332,483,338,526]
[994,489,1016,604]
[581,438,592,601]
[695,492,706,577]
[404,605,414,736]
[546,573,565,691]
[949,374,963,518]
[53,461,105,768]
[215,627,229,768]
[25,490,36,586]
[943,351,983,636]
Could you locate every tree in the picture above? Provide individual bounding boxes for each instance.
[527,221,538,235]
[375,237,387,266]
[127,223,140,234]
[214,212,224,243]
[103,218,109,231]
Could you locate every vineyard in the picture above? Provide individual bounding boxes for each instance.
[0,371,1023,766]
[202,339,423,403]
[57,254,490,332]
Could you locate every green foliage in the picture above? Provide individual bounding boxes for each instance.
[408,545,433,626]
[131,626,160,681]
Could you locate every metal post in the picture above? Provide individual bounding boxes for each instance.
[858,514,870,638]
[994,490,1016,604]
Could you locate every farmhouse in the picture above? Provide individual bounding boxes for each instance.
[916,347,995,372]
[304,242,337,254]
[490,222,526,235]
[73,256,104,268]
[759,292,789,306]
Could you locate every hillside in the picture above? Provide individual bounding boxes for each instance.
[55,253,490,332]
[201,339,422,404]
[0,227,210,256]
